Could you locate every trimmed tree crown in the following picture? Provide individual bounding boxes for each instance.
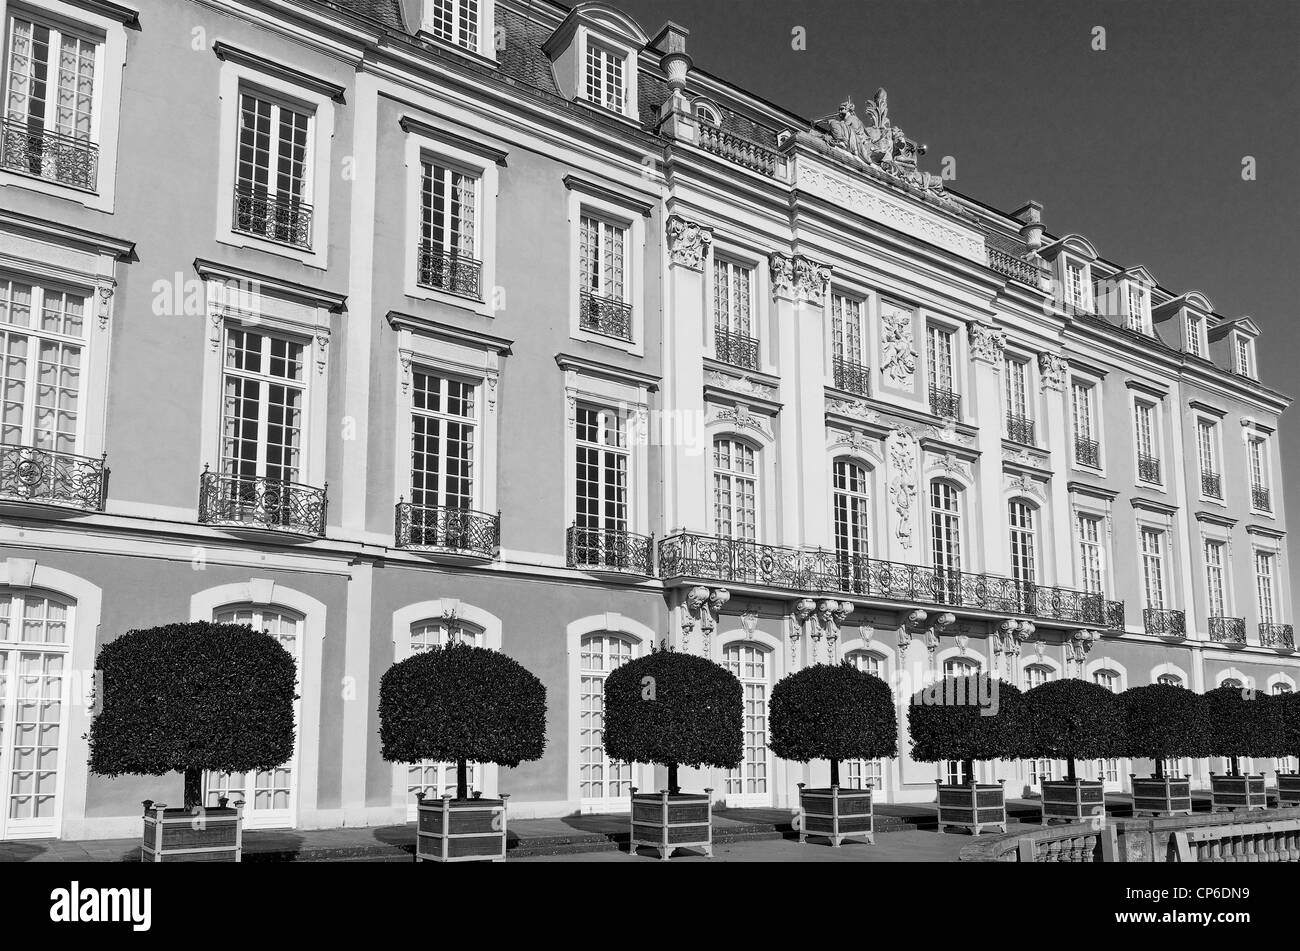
[1120,683,1208,760]
[88,621,297,778]
[602,650,743,770]
[1276,691,1300,761]
[378,642,547,767]
[1022,678,1125,761]
[1202,685,1284,760]
[769,662,897,764]
[907,674,1024,764]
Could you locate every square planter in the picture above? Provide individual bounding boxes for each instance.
[141,799,242,862]
[797,784,874,846]
[1130,774,1192,816]
[935,779,1006,835]
[1278,773,1300,807]
[415,793,508,862]
[1041,778,1106,826]
[629,787,713,860]
[1209,773,1267,812]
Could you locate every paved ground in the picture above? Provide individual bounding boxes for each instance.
[515,829,979,862]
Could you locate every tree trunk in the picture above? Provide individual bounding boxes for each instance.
[183,767,203,810]
[457,758,468,800]
[1155,756,1165,780]
[668,762,679,795]
[830,758,840,787]
[964,758,975,786]
[1230,756,1240,778]
[1067,757,1077,782]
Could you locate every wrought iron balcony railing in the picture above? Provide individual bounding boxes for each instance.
[1208,616,1246,645]
[657,531,1119,627]
[1143,607,1186,638]
[1259,623,1295,650]
[417,246,482,298]
[395,502,498,558]
[1105,600,1127,632]
[566,525,654,576]
[233,184,313,248]
[714,328,760,371]
[929,385,960,421]
[0,444,106,510]
[1201,471,1222,499]
[988,248,1043,286]
[1074,436,1100,468]
[1005,414,1035,446]
[0,118,98,190]
[1251,485,1272,511]
[198,469,326,535]
[832,358,870,396]
[1137,453,1162,484]
[697,125,780,178]
[579,291,633,341]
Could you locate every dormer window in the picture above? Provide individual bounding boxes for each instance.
[1236,336,1253,378]
[1065,260,1090,311]
[693,100,722,126]
[421,0,493,58]
[1186,313,1203,357]
[542,5,645,121]
[585,42,625,112]
[1125,282,1149,334]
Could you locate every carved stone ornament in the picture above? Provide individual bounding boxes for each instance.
[833,428,876,457]
[826,399,882,425]
[807,88,946,197]
[96,280,115,331]
[704,370,778,402]
[716,403,767,435]
[967,322,1007,364]
[770,252,830,303]
[1038,352,1068,391]
[666,215,712,270]
[880,304,917,385]
[887,429,919,549]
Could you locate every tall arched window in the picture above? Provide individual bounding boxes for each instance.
[713,437,757,542]
[930,481,962,603]
[206,605,303,828]
[941,657,979,784]
[1275,683,1297,774]
[1091,669,1122,787]
[832,459,870,591]
[1022,664,1055,786]
[578,632,636,809]
[405,618,484,812]
[723,643,771,805]
[844,650,884,790]
[1157,673,1182,687]
[0,589,72,839]
[1008,500,1037,611]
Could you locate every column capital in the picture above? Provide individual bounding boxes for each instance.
[666,214,712,270]
[1038,352,1068,391]
[769,251,831,304]
[967,321,1006,364]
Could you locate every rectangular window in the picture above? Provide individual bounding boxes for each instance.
[429,0,480,52]
[1065,261,1088,310]
[1186,314,1202,357]
[410,370,476,512]
[714,259,754,338]
[1140,528,1166,610]
[1197,419,1220,497]
[927,325,955,391]
[234,90,313,247]
[1077,514,1104,594]
[580,214,626,302]
[713,438,757,542]
[1204,539,1226,618]
[1134,400,1160,483]
[831,293,863,365]
[1236,338,1252,377]
[832,459,870,588]
[221,328,306,486]
[575,405,627,533]
[1248,436,1270,511]
[0,277,85,456]
[1255,551,1276,625]
[584,42,624,113]
[2,13,99,189]
[1126,284,1146,333]
[418,159,480,296]
[1004,357,1028,418]
[930,482,962,602]
[1071,380,1099,467]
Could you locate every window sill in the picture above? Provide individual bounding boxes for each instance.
[217,231,325,270]
[1,167,110,211]
[570,325,643,356]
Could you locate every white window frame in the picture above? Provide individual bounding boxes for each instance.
[1247,434,1271,513]
[1185,312,1204,357]
[1070,376,1102,471]
[1235,334,1254,378]
[1195,415,1222,501]
[712,435,760,543]
[1140,526,1168,612]
[1255,549,1277,627]
[1202,536,1230,619]
[1076,512,1106,595]
[419,0,496,60]
[1063,258,1092,312]
[566,184,645,355]
[1124,281,1150,334]
[1130,394,1164,488]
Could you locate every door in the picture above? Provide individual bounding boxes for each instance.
[578,633,636,812]
[723,643,772,807]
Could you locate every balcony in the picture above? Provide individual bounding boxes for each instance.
[657,531,1119,628]
[929,385,961,421]
[1105,600,1127,632]
[418,246,482,298]
[0,444,106,510]
[832,358,870,396]
[1074,436,1100,468]
[1143,608,1186,639]
[394,502,498,558]
[566,525,654,576]
[1259,623,1295,651]
[0,118,98,190]
[1208,616,1246,646]
[697,125,780,178]
[987,248,1043,286]
[1137,453,1162,484]
[579,291,633,341]
[233,184,313,249]
[1251,485,1271,512]
[1005,414,1035,446]
[714,328,760,371]
[1201,471,1222,499]
[198,470,326,536]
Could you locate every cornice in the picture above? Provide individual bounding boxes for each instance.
[212,41,347,102]
[555,353,660,391]
[193,259,346,310]
[386,311,513,354]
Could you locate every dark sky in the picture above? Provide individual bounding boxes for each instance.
[617,0,1300,600]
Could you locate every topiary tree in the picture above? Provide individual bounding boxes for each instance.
[88,621,297,809]
[1274,691,1300,770]
[769,662,897,787]
[603,649,742,795]
[1120,683,1208,779]
[908,674,1025,785]
[379,641,546,800]
[1203,684,1281,777]
[1023,679,1126,782]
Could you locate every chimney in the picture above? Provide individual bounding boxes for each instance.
[1013,201,1044,252]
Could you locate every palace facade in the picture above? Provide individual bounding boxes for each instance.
[0,0,1293,839]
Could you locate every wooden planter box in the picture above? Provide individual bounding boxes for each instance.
[1041,778,1106,826]
[797,784,874,846]
[1131,774,1192,816]
[935,780,1006,835]
[415,793,508,862]
[629,788,713,860]
[1209,773,1267,812]
[141,800,242,862]
[1278,773,1300,807]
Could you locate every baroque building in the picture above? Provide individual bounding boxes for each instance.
[0,0,1292,839]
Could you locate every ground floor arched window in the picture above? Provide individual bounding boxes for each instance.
[843,650,884,791]
[723,642,771,805]
[578,632,636,809]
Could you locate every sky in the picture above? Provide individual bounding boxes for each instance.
[614,0,1300,601]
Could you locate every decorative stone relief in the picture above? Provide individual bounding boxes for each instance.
[807,89,946,198]
[1038,353,1068,391]
[967,321,1007,364]
[769,252,831,303]
[927,451,970,480]
[880,303,917,386]
[666,215,712,270]
[715,402,769,436]
[826,398,882,425]
[315,330,330,375]
[96,280,115,331]
[886,428,919,549]
[1005,472,1047,503]
[832,428,876,457]
[704,370,778,402]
